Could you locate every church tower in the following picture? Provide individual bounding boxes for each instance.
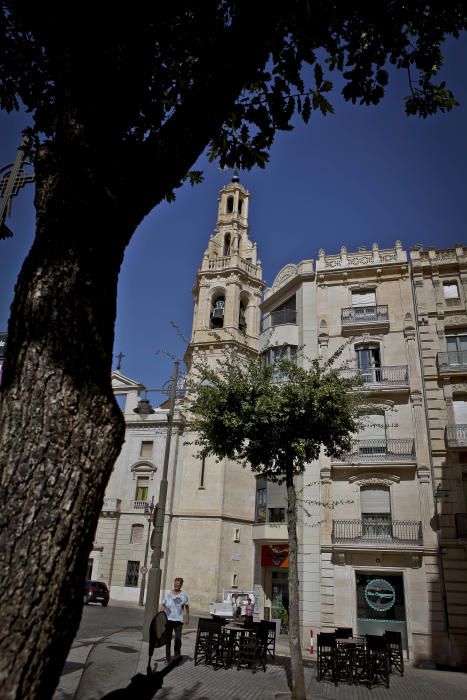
[165,177,264,609]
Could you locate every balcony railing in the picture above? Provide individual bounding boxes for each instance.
[333,438,415,463]
[341,305,389,326]
[132,500,149,510]
[332,519,422,546]
[455,513,467,538]
[438,351,467,373]
[339,366,408,387]
[446,425,467,447]
[260,308,297,332]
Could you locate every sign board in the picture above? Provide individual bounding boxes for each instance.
[261,544,288,568]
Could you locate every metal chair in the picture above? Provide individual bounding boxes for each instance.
[237,629,263,672]
[365,635,390,689]
[259,620,277,660]
[194,618,227,668]
[317,633,337,686]
[384,630,404,676]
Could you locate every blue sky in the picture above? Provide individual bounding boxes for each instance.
[0,37,466,399]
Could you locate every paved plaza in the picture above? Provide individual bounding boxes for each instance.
[54,625,467,700]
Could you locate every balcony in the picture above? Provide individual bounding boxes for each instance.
[332,519,422,547]
[341,305,389,333]
[261,308,297,332]
[332,438,416,464]
[438,351,467,375]
[455,513,467,538]
[253,506,287,541]
[339,366,408,390]
[446,425,467,448]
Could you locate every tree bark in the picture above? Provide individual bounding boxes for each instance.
[0,144,130,699]
[286,469,306,700]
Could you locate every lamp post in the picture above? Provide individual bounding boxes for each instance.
[135,361,180,641]
[138,496,154,607]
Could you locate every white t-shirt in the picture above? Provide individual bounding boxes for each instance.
[163,589,189,622]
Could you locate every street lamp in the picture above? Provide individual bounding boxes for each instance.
[138,496,154,607]
[134,361,181,641]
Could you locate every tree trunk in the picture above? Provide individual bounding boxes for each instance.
[0,144,131,699]
[286,470,306,700]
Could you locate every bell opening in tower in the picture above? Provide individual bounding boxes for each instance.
[211,296,225,329]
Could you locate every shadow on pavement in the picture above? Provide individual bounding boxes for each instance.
[99,655,186,700]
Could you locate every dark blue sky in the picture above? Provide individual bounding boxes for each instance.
[1,37,466,398]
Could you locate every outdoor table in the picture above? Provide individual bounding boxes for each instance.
[336,637,366,684]
[222,623,256,666]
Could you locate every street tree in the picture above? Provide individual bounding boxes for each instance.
[0,3,466,698]
[186,347,370,698]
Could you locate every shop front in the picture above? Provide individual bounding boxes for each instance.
[261,544,289,631]
[356,572,408,650]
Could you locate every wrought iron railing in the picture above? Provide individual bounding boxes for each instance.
[446,425,467,447]
[332,519,422,545]
[341,305,389,326]
[339,366,408,386]
[333,438,415,462]
[455,513,467,538]
[438,351,467,372]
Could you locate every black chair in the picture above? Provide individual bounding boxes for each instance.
[317,633,337,686]
[384,630,404,676]
[236,629,266,672]
[335,627,353,639]
[365,635,390,689]
[259,620,277,660]
[194,618,227,668]
[211,614,227,626]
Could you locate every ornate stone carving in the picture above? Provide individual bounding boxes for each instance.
[349,473,400,485]
[445,314,467,327]
[271,264,298,291]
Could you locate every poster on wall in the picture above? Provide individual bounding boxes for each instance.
[261,544,288,568]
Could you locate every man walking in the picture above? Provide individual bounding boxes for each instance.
[160,577,189,662]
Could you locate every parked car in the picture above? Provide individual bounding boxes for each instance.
[84,580,110,606]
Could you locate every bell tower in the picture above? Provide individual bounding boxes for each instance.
[167,177,264,610]
[186,174,264,368]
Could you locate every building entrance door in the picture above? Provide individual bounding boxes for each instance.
[271,570,289,631]
[356,572,408,651]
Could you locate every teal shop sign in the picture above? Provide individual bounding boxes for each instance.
[364,578,396,612]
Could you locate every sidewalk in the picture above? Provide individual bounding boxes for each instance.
[55,626,467,700]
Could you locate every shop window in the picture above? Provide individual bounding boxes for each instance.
[125,561,140,587]
[130,524,144,544]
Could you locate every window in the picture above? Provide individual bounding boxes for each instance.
[352,290,376,307]
[238,198,243,215]
[239,302,247,333]
[263,344,297,369]
[210,296,225,329]
[130,524,144,544]
[270,296,296,326]
[453,398,467,426]
[234,528,240,542]
[140,441,153,458]
[447,335,467,365]
[125,561,140,587]
[135,476,149,502]
[268,508,286,523]
[232,572,238,588]
[223,234,231,256]
[227,196,234,214]
[444,282,460,300]
[359,412,386,454]
[463,474,467,510]
[256,487,267,523]
[361,486,391,538]
[356,345,381,383]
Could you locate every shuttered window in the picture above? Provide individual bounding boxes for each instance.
[361,487,391,514]
[453,400,467,424]
[359,413,386,439]
[130,524,144,544]
[352,290,376,307]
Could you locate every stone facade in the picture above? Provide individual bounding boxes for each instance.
[90,181,466,667]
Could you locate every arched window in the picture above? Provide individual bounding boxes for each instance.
[130,524,144,544]
[239,301,247,333]
[238,198,243,215]
[227,196,234,214]
[210,295,225,329]
[223,234,231,256]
